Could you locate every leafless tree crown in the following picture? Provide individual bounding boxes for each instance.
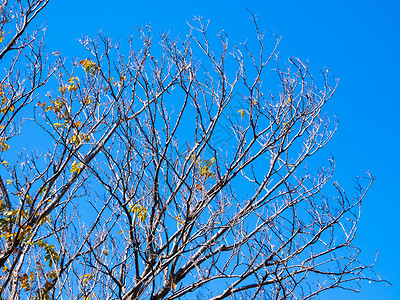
[0,2,386,299]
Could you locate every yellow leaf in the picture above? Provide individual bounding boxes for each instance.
[83,96,92,105]
[70,161,82,174]
[58,85,67,95]
[282,122,289,131]
[82,134,90,142]
[67,84,77,92]
[6,179,12,184]
[174,216,184,227]
[2,160,7,166]
[0,138,9,151]
[238,109,245,118]
[129,204,148,222]
[79,59,98,75]
[26,194,32,205]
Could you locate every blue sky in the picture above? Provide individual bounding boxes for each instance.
[36,0,399,298]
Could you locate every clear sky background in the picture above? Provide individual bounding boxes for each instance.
[34,0,399,298]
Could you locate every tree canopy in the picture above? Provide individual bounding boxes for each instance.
[0,1,385,299]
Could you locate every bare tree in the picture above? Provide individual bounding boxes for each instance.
[0,2,386,299]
